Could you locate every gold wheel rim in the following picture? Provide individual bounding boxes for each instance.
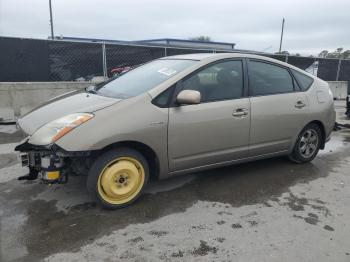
[97,157,145,205]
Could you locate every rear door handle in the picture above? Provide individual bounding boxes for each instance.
[295,100,306,108]
[233,108,248,117]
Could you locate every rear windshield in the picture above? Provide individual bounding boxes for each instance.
[97,59,197,99]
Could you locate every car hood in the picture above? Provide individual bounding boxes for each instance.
[18,90,120,135]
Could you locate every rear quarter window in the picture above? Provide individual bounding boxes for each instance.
[291,69,314,91]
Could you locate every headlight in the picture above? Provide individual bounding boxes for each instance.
[30,113,94,145]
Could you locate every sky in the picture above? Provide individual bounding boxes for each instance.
[0,0,349,56]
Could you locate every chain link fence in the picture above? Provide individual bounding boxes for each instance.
[105,44,165,78]
[48,40,104,81]
[0,36,349,85]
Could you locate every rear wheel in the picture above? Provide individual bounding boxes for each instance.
[87,148,149,209]
[289,123,321,163]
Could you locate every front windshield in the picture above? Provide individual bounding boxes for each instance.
[97,59,197,99]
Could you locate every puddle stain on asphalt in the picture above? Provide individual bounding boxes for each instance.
[277,192,331,217]
[0,131,349,261]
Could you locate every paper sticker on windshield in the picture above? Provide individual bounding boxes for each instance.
[157,68,177,76]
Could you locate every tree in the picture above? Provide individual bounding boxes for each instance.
[319,48,350,59]
[189,36,212,42]
[336,47,344,55]
[341,50,350,59]
[318,50,328,58]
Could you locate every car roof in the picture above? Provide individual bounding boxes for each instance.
[160,53,219,60]
[161,52,287,62]
[160,52,275,61]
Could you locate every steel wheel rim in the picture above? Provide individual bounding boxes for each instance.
[298,129,319,158]
[97,157,145,205]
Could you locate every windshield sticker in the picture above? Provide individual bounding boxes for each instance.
[157,68,177,76]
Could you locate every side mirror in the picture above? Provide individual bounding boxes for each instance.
[176,90,201,105]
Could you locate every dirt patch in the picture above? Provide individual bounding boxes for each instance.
[171,250,184,257]
[218,211,232,216]
[191,240,218,256]
[324,225,335,231]
[240,211,258,218]
[128,236,144,243]
[294,213,320,225]
[215,237,225,243]
[280,193,331,219]
[232,223,243,229]
[304,213,319,225]
[149,230,168,237]
[248,220,259,227]
[284,193,308,211]
[311,204,331,217]
[192,225,206,230]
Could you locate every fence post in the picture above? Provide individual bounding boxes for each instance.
[285,54,289,63]
[102,42,108,79]
[313,57,317,76]
[336,58,342,81]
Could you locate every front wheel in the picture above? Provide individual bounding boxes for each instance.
[289,123,322,164]
[87,148,149,209]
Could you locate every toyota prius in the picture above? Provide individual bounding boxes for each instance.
[15,53,335,209]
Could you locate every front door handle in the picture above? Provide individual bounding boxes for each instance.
[233,108,248,117]
[295,100,306,108]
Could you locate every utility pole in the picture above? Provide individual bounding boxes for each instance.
[278,18,285,53]
[49,0,54,39]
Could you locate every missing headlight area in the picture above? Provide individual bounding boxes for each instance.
[15,141,92,183]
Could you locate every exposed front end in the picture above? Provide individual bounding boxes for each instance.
[15,140,91,183]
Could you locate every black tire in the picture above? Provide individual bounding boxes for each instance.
[288,123,322,164]
[87,148,149,209]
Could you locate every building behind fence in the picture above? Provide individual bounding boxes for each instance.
[0,36,349,87]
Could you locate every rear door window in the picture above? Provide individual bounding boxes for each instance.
[249,61,294,96]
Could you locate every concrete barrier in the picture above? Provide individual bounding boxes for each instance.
[0,80,348,122]
[0,82,96,121]
[328,81,348,100]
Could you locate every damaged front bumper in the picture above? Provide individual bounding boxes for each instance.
[15,139,90,183]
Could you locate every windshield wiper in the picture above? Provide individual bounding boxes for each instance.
[85,85,98,94]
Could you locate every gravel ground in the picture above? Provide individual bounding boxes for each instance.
[0,100,349,262]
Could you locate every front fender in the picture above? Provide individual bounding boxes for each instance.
[55,94,169,177]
